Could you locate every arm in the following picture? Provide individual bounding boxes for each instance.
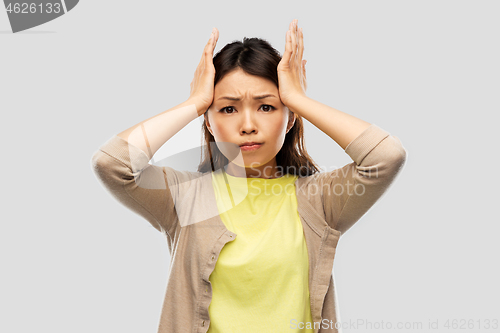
[90,28,220,236]
[91,98,206,236]
[278,20,371,148]
[288,97,407,236]
[115,98,204,160]
[116,27,220,157]
[280,20,407,235]
[286,95,372,150]
[279,19,372,148]
[91,134,180,235]
[310,123,407,235]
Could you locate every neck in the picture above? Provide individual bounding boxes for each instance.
[224,161,283,179]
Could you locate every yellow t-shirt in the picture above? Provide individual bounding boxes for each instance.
[208,168,314,332]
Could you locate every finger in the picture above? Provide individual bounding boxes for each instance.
[211,27,219,54]
[290,20,297,65]
[198,31,213,66]
[205,29,215,63]
[294,20,301,63]
[298,27,304,63]
[282,29,292,67]
[301,59,307,89]
[203,29,214,53]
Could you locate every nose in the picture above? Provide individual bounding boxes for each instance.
[240,110,258,135]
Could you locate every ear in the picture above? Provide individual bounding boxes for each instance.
[204,112,214,136]
[286,110,296,134]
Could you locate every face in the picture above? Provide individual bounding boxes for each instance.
[205,68,295,178]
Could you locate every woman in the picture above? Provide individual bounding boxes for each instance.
[91,19,407,333]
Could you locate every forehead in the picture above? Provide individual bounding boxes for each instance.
[215,69,277,95]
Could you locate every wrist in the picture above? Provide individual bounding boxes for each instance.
[186,97,209,117]
[284,94,309,115]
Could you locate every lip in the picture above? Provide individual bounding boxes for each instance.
[239,143,262,151]
[239,141,262,146]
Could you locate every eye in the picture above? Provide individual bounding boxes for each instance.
[260,104,276,112]
[218,104,276,114]
[218,106,235,114]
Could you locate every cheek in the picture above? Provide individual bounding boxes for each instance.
[265,120,288,150]
[270,117,288,137]
[207,117,228,139]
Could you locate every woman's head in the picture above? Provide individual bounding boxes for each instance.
[198,37,320,178]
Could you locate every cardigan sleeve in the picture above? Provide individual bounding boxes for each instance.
[90,135,181,237]
[319,124,407,236]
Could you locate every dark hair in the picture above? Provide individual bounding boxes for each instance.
[197,37,321,177]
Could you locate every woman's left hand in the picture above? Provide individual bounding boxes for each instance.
[277,19,308,108]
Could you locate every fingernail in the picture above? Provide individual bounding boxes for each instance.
[212,27,216,34]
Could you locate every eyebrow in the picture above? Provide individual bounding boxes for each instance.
[217,94,278,101]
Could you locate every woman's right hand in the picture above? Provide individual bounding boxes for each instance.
[189,27,219,115]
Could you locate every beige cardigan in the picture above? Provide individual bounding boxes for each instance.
[90,123,407,333]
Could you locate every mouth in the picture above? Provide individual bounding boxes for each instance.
[239,143,263,151]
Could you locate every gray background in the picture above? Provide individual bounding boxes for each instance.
[1,1,498,332]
